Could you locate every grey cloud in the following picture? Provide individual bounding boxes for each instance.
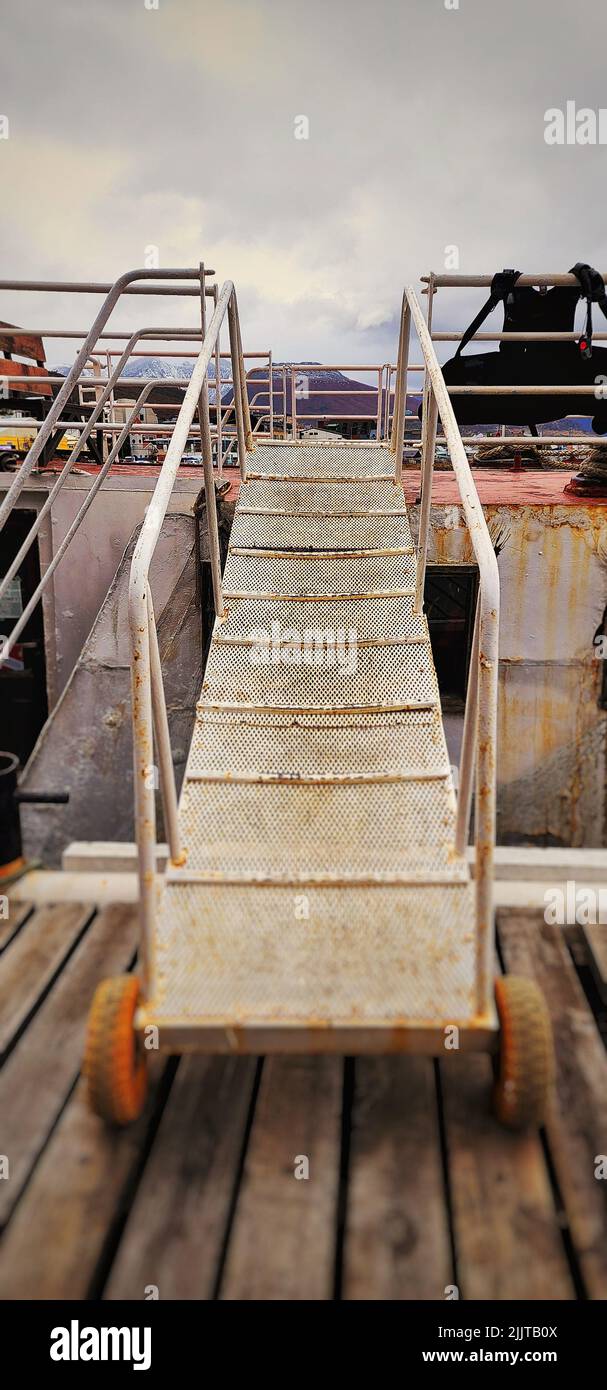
[1,0,606,363]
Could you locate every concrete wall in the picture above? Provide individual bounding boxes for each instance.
[0,472,202,708]
[412,501,607,847]
[19,513,203,866]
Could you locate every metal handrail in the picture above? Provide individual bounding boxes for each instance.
[392,287,500,1017]
[128,281,251,989]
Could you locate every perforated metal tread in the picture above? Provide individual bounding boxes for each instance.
[189,708,450,779]
[150,442,475,1039]
[175,779,462,879]
[216,595,427,643]
[246,443,393,479]
[238,477,408,513]
[230,512,413,550]
[142,880,477,1027]
[201,637,438,709]
[223,549,416,597]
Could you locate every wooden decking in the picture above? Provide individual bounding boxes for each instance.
[1,897,607,1300]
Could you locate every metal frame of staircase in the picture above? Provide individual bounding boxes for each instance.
[0,266,504,1050]
[128,280,252,989]
[392,288,500,1016]
[125,281,500,1050]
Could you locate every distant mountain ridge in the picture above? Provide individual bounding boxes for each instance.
[50,359,596,433]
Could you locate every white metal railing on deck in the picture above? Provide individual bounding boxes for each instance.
[0,266,219,668]
[0,326,214,664]
[421,270,607,450]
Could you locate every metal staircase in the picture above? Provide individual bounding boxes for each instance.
[140,438,479,1049]
[127,284,500,1055]
[0,264,558,1125]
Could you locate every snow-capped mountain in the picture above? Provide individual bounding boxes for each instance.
[51,356,233,400]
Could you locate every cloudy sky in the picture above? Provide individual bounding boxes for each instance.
[1,0,606,365]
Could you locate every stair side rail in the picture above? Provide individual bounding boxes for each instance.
[128,280,251,992]
[393,287,500,1016]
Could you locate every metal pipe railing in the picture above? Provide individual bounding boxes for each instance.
[198,262,224,616]
[0,275,214,295]
[422,272,607,288]
[402,288,500,1019]
[211,284,223,468]
[455,594,480,855]
[432,330,607,341]
[227,293,248,476]
[0,268,204,532]
[413,391,438,615]
[0,326,203,614]
[0,385,153,666]
[147,588,183,866]
[390,293,411,479]
[128,281,244,991]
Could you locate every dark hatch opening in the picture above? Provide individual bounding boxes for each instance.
[0,509,48,767]
[424,564,479,708]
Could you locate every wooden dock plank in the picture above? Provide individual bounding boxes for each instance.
[342,1057,452,1300]
[0,904,138,1229]
[104,1055,257,1300]
[441,1053,574,1300]
[0,902,94,1058]
[1,897,605,1301]
[498,910,607,1301]
[0,1068,166,1300]
[220,1056,343,1301]
[0,899,33,953]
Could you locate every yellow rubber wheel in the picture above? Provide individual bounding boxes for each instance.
[83,975,147,1126]
[493,975,555,1130]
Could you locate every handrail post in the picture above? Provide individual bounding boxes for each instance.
[384,364,393,442]
[417,272,435,489]
[455,592,480,854]
[212,283,223,477]
[147,589,184,866]
[392,298,411,481]
[227,292,248,479]
[199,263,225,618]
[129,585,156,997]
[421,271,436,442]
[269,349,274,439]
[414,387,438,613]
[291,367,297,441]
[474,597,499,1014]
[199,398,225,617]
[235,298,253,449]
[391,301,405,456]
[382,364,390,441]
